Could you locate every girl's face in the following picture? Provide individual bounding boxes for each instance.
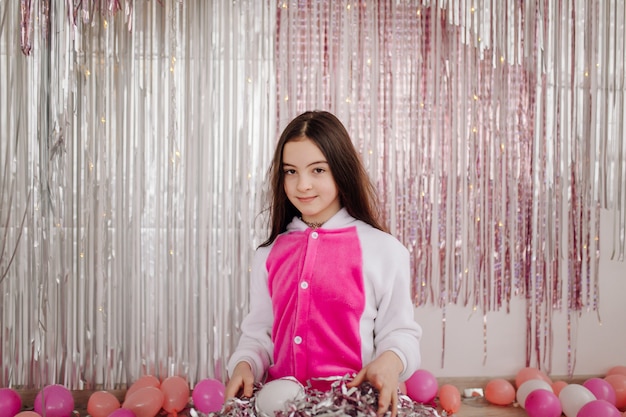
[282,137,341,224]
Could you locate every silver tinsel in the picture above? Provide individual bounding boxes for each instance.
[202,376,442,417]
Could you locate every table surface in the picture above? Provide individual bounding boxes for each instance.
[454,397,527,416]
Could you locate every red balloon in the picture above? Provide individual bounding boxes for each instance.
[484,378,516,406]
[192,378,225,413]
[33,385,75,417]
[438,384,461,414]
[0,388,22,417]
[405,370,438,404]
[122,386,164,417]
[126,375,161,400]
[160,376,190,413]
[87,391,121,417]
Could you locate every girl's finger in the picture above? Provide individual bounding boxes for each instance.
[347,369,367,387]
[389,390,398,417]
[376,386,392,417]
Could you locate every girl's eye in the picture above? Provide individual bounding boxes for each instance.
[284,169,296,175]
[313,167,325,174]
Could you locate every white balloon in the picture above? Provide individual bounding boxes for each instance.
[558,383,596,417]
[516,379,553,408]
[255,378,306,417]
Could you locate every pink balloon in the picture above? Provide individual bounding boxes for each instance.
[405,370,438,404]
[160,376,190,413]
[524,389,561,417]
[108,409,136,417]
[122,386,164,417]
[584,377,617,405]
[577,399,622,417]
[0,388,22,417]
[192,378,225,413]
[33,385,75,417]
[516,379,552,408]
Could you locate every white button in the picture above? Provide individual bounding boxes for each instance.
[294,336,302,344]
[300,281,309,289]
[311,231,319,239]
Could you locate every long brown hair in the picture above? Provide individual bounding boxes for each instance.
[260,111,386,247]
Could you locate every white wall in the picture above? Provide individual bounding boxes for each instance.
[414,209,626,379]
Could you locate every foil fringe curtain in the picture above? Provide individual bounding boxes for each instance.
[0,0,624,389]
[1,0,276,389]
[275,0,624,376]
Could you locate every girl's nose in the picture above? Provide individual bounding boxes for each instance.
[296,175,312,191]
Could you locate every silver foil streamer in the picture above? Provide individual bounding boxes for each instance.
[0,0,624,390]
[1,0,276,389]
[209,376,441,417]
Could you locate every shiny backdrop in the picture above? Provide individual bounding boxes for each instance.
[0,1,624,389]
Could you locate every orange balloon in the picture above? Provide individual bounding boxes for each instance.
[551,380,568,397]
[161,376,190,413]
[515,367,552,388]
[87,390,121,417]
[608,366,626,377]
[122,386,165,417]
[438,384,461,414]
[605,374,626,411]
[15,413,41,417]
[484,378,516,406]
[126,375,161,400]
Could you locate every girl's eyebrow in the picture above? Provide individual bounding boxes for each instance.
[282,160,328,168]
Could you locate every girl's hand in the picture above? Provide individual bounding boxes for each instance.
[224,361,255,399]
[347,351,404,417]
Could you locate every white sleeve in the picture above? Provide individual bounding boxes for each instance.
[226,246,274,381]
[369,237,422,381]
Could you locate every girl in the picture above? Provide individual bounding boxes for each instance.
[225,111,422,417]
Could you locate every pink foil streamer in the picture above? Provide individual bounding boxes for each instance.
[20,0,33,55]
[274,0,613,377]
